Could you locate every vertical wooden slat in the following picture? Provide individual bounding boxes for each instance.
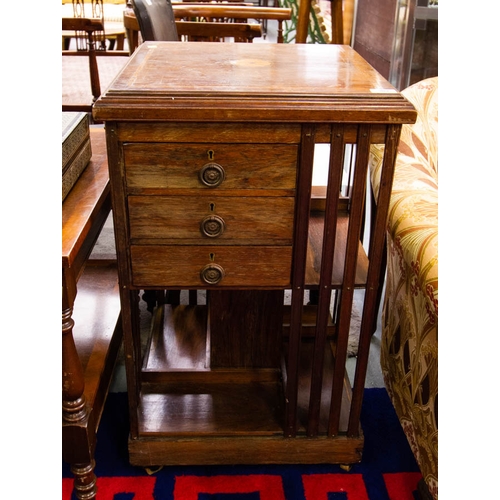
[307,124,345,436]
[331,0,344,44]
[87,30,101,102]
[116,290,140,439]
[130,289,143,385]
[368,184,386,335]
[189,289,198,305]
[284,124,315,437]
[347,124,401,436]
[328,124,371,437]
[295,0,311,43]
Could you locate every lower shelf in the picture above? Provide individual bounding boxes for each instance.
[129,432,364,466]
[139,375,284,437]
[129,303,363,466]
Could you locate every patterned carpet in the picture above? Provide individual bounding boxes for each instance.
[63,389,423,499]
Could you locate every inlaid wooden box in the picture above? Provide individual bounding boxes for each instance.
[62,112,91,201]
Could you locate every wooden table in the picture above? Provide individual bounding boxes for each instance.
[93,42,416,466]
[62,127,122,500]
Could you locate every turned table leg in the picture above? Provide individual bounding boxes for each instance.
[62,270,97,500]
[71,461,97,500]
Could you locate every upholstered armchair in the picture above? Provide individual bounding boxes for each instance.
[370,77,438,499]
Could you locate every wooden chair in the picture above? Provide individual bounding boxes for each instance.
[173,4,290,42]
[62,1,130,112]
[62,0,128,50]
[131,0,261,43]
[124,10,262,47]
[125,1,290,51]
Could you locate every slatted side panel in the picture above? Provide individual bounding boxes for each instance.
[347,124,401,435]
[284,123,399,438]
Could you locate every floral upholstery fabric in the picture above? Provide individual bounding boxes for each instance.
[370,77,438,499]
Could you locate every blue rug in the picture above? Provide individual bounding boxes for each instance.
[63,388,422,499]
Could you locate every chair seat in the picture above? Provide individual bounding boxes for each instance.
[62,55,130,109]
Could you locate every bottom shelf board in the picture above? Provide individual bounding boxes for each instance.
[138,377,284,437]
[128,431,364,466]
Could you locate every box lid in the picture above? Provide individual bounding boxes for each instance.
[62,112,90,171]
[93,42,416,124]
[62,112,88,143]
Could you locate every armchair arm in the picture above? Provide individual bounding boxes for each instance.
[370,77,438,320]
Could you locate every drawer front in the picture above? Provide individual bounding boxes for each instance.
[116,122,302,144]
[128,196,295,244]
[124,143,298,191]
[130,245,292,288]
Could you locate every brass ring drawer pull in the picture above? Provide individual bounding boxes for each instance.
[200,215,225,238]
[200,263,225,285]
[199,162,225,187]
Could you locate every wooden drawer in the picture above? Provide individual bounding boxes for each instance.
[128,195,295,244]
[123,143,298,192]
[130,245,292,288]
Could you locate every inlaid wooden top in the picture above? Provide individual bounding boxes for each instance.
[93,42,416,123]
